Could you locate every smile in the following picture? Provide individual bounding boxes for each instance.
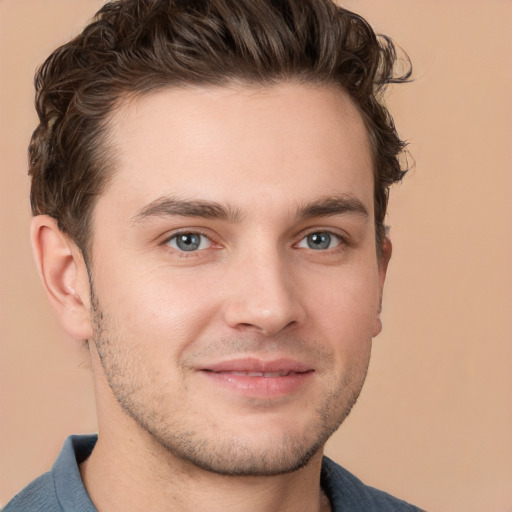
[208,370,302,377]
[198,358,314,397]
[200,357,313,374]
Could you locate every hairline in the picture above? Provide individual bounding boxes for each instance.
[77,79,386,268]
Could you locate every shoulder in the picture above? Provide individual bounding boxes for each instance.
[321,457,426,512]
[3,471,61,512]
[3,435,98,512]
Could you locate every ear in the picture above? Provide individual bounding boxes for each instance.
[31,215,93,340]
[372,236,392,337]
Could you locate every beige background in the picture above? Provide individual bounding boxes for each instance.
[1,1,511,510]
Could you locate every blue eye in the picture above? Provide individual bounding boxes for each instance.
[167,232,211,252]
[297,232,341,250]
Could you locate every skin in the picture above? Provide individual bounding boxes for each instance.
[32,82,391,512]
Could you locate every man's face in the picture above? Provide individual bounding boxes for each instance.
[86,83,387,476]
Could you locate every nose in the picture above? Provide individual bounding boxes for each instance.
[222,248,306,336]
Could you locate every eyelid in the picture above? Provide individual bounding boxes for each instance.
[296,231,343,250]
[161,228,221,253]
[294,227,349,248]
[158,226,350,254]
[168,233,211,251]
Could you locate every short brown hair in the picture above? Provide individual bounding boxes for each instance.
[29,0,411,257]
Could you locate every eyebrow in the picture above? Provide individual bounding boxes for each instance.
[131,193,369,225]
[131,196,243,224]
[296,195,369,220]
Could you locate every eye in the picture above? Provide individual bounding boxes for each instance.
[166,232,212,252]
[297,231,341,251]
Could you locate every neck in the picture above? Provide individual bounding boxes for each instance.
[80,426,330,512]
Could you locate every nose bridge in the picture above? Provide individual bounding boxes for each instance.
[222,239,304,335]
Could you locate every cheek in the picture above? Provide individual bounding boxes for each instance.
[308,261,380,312]
[95,262,222,356]
[302,265,381,347]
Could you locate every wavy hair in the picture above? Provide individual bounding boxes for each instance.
[29,0,411,257]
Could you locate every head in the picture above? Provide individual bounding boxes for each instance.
[30,0,410,477]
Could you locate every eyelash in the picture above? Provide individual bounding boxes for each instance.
[295,230,344,251]
[162,230,217,257]
[162,228,348,255]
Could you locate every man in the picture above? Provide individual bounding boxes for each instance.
[5,0,424,510]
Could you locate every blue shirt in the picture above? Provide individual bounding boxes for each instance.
[4,435,424,511]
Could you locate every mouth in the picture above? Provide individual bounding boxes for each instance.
[207,370,304,377]
[200,357,312,374]
[198,358,314,397]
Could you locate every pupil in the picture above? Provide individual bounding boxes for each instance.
[308,233,330,250]
[177,233,200,251]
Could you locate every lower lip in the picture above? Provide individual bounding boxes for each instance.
[199,370,314,397]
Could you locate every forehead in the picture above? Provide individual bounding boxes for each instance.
[99,83,373,220]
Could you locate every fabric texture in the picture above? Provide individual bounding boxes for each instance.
[4,434,424,511]
[320,457,425,511]
[4,436,97,512]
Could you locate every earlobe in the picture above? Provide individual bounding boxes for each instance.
[31,215,93,340]
[372,237,392,337]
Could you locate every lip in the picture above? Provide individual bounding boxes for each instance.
[201,357,312,374]
[198,357,314,397]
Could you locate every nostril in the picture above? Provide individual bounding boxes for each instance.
[235,319,298,337]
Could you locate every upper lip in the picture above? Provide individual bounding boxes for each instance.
[199,357,313,374]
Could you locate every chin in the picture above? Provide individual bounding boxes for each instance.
[158,428,329,477]
[132,399,353,477]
